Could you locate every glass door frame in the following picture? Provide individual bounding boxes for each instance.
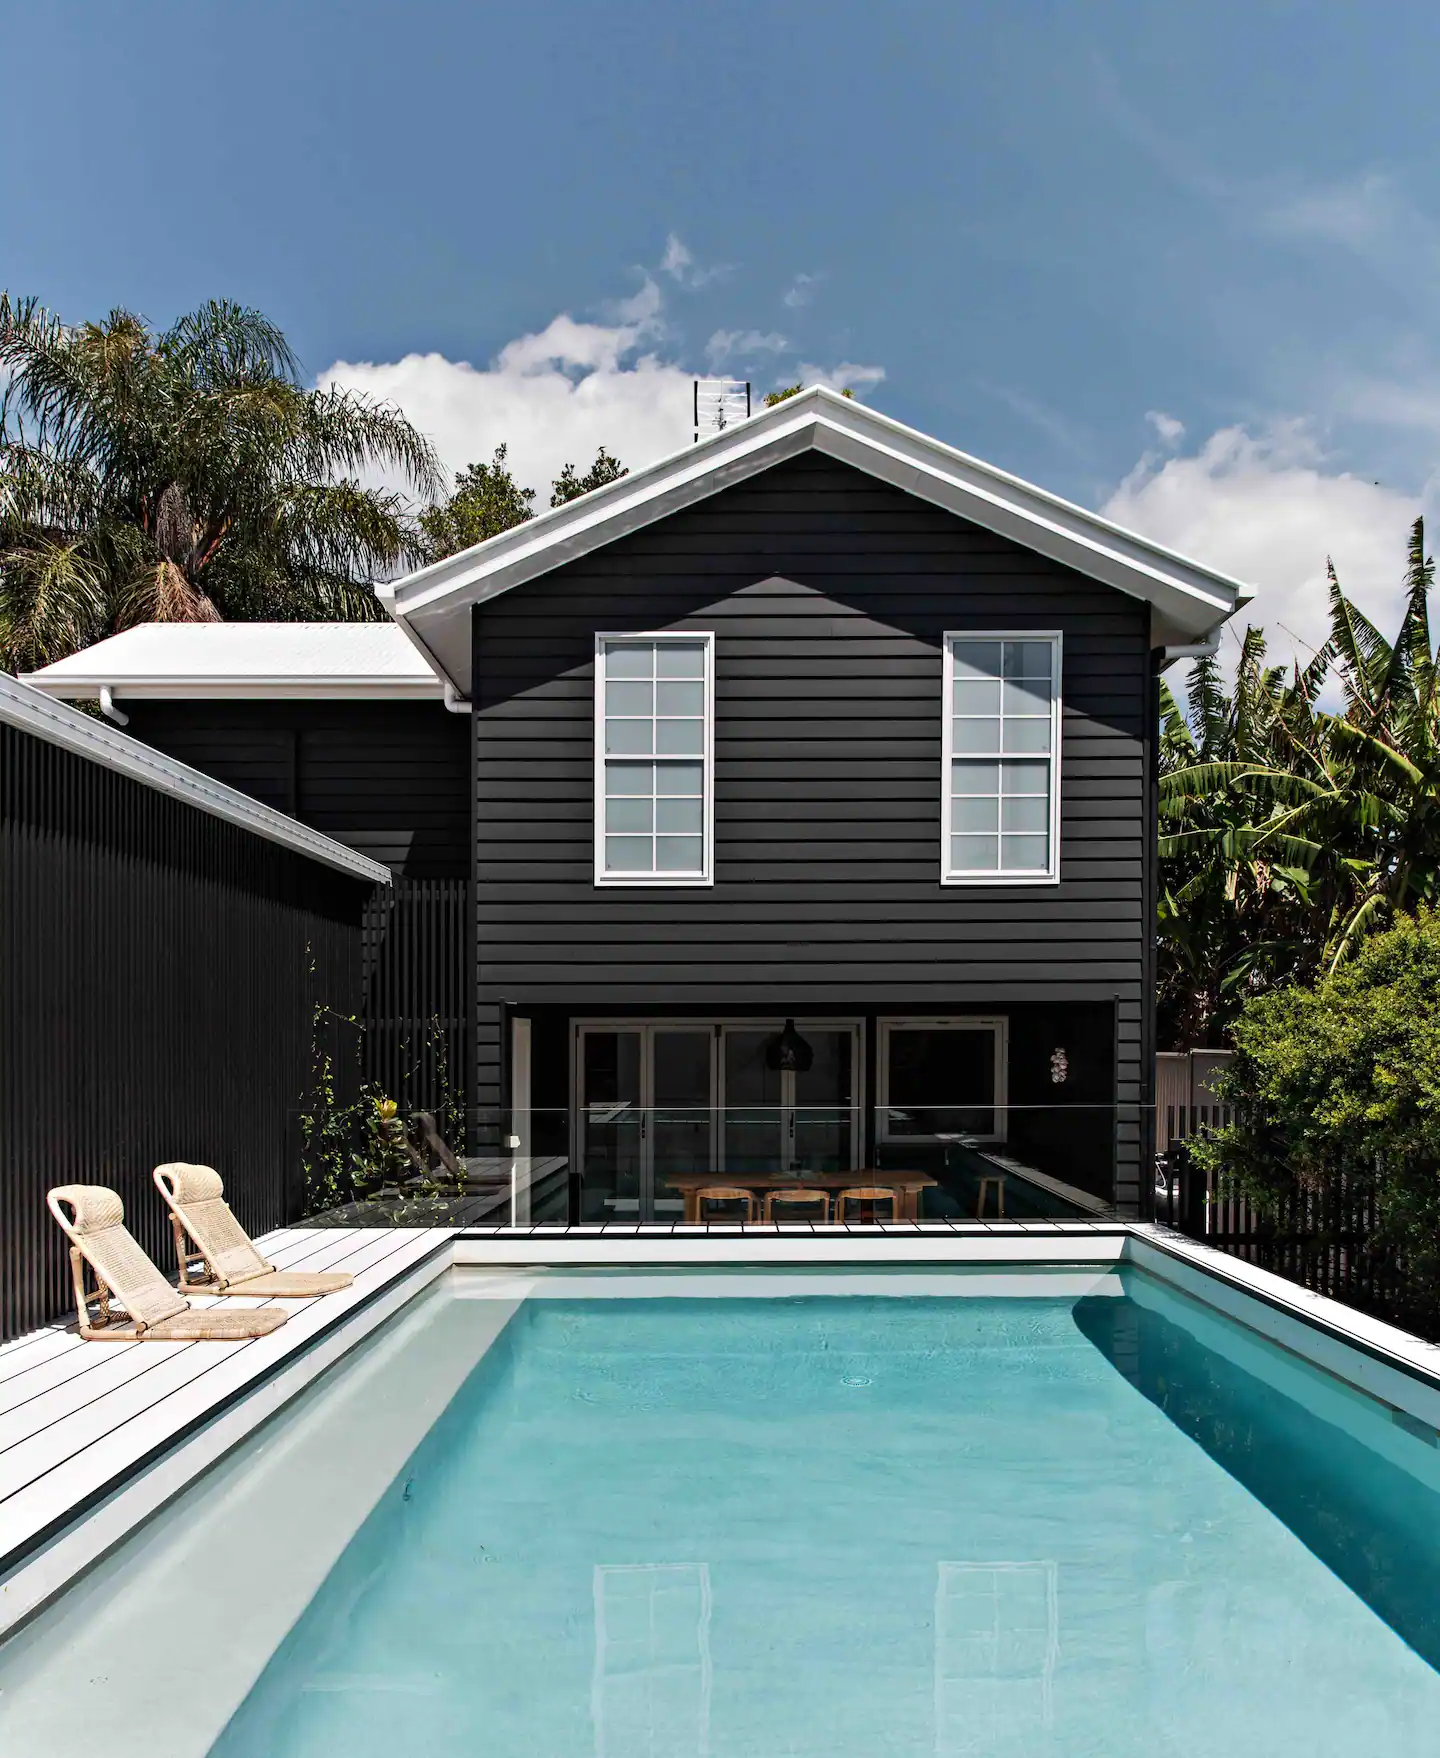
[715,1018,863,1175]
[572,1021,721,1220]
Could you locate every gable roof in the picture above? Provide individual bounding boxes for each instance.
[22,621,444,700]
[379,385,1247,696]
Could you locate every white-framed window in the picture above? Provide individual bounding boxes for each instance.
[942,632,1061,884]
[594,632,714,886]
[877,1017,1008,1143]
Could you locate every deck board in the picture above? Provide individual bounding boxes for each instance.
[0,1226,453,1587]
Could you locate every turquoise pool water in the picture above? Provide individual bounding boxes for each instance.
[211,1273,1440,1756]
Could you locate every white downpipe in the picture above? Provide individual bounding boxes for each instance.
[443,681,471,714]
[98,687,129,726]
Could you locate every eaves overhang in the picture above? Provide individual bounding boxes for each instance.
[381,386,1248,696]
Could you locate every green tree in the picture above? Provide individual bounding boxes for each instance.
[419,445,535,561]
[1157,628,1333,1045]
[1158,518,1440,1042]
[420,444,629,564]
[551,445,627,506]
[0,295,439,670]
[763,382,854,406]
[1195,908,1440,1306]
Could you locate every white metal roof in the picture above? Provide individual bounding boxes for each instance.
[21,621,445,700]
[0,671,393,885]
[379,385,1248,696]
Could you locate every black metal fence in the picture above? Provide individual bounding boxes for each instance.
[1,715,374,1341]
[1155,1106,1423,1335]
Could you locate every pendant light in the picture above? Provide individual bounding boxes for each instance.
[765,1018,814,1073]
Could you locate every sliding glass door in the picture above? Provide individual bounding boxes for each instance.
[576,1026,714,1222]
[576,1020,860,1221]
[720,1027,856,1175]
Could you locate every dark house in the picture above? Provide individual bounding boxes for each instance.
[28,390,1242,1222]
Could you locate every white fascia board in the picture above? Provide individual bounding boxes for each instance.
[0,672,393,885]
[20,673,445,701]
[382,389,1246,697]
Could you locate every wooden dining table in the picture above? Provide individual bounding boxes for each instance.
[665,1171,937,1223]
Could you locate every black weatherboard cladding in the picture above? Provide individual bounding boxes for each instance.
[472,454,1154,1208]
[122,701,471,879]
[0,719,370,1340]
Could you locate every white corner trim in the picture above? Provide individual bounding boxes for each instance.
[0,672,393,885]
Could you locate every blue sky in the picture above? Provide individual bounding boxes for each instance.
[5,0,1440,656]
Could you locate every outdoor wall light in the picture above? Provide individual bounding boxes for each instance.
[766,1018,814,1073]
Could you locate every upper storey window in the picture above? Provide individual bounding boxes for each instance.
[595,633,714,886]
[942,633,1061,884]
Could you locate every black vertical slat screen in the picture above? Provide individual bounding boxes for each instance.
[0,720,372,1341]
[360,878,469,1112]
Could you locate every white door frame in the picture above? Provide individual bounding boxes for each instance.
[572,1021,720,1217]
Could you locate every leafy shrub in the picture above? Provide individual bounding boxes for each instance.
[1196,908,1440,1295]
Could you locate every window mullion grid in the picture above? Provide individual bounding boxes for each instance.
[600,636,709,881]
[948,636,1057,881]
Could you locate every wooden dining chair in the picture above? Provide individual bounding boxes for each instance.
[836,1185,900,1223]
[763,1187,831,1223]
[694,1185,757,1223]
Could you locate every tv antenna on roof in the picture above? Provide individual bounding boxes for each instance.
[693,379,751,443]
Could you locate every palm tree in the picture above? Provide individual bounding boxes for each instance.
[0,296,441,671]
[1158,518,1440,1042]
[1157,630,1327,1044]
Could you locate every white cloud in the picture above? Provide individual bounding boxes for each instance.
[1102,421,1421,667]
[782,272,821,309]
[705,328,788,366]
[658,231,730,290]
[659,233,693,280]
[795,360,885,395]
[323,255,888,508]
[1145,410,1185,447]
[324,311,696,504]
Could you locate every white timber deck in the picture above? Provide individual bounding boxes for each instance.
[0,1224,453,1634]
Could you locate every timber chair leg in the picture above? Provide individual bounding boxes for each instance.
[172,1212,213,1290]
[70,1244,117,1337]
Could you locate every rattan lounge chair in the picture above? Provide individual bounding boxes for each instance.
[154,1163,354,1298]
[47,1185,289,1341]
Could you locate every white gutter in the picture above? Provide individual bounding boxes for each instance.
[0,672,393,886]
[1160,626,1225,668]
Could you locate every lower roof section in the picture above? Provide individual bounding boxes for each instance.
[20,621,445,701]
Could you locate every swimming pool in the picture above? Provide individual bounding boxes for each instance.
[4,1262,1440,1755]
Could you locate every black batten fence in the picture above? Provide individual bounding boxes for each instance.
[361,878,470,1114]
[0,687,380,1341]
[1156,1104,1421,1334]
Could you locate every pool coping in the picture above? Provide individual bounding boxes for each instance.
[5,1220,1440,1645]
